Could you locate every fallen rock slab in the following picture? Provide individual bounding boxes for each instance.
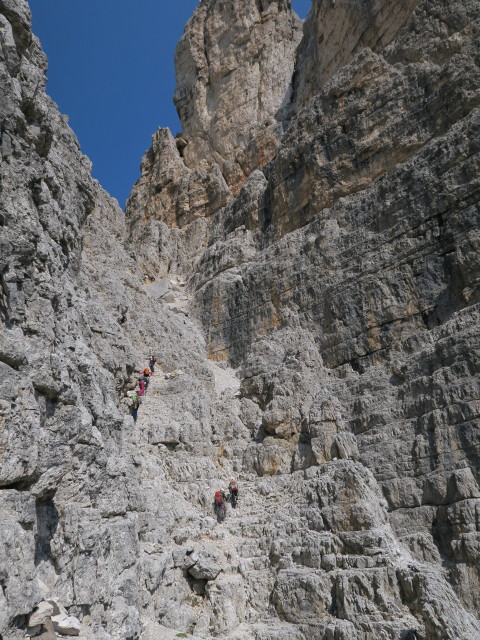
[52,614,82,636]
[29,601,54,627]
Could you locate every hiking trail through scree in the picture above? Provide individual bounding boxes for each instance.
[124,355,434,640]
[126,354,323,639]
[124,350,480,640]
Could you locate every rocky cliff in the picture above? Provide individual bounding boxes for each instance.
[1,0,480,639]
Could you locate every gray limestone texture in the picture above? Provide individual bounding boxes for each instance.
[1,0,480,639]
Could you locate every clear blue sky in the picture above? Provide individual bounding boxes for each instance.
[28,0,312,208]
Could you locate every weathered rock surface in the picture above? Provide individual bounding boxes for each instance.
[290,0,423,112]
[28,602,54,627]
[0,1,212,637]
[52,613,81,636]
[126,0,303,277]
[174,0,303,191]
[125,0,480,637]
[1,0,480,639]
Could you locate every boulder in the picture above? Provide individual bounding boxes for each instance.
[52,614,81,636]
[28,602,54,627]
[188,547,223,581]
[47,599,68,618]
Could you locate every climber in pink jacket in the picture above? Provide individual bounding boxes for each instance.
[138,378,145,396]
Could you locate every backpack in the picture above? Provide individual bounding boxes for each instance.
[230,482,238,491]
[215,492,223,505]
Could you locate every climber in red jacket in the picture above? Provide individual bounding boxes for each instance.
[214,490,228,521]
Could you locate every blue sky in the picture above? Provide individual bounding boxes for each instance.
[28,0,312,208]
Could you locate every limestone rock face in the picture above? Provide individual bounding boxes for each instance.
[2,0,480,639]
[126,0,302,254]
[126,0,480,637]
[174,0,303,191]
[291,0,423,111]
[0,1,212,638]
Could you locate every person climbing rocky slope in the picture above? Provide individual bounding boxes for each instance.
[1,0,480,638]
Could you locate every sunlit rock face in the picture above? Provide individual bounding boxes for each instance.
[2,0,480,639]
[174,0,303,194]
[126,0,303,282]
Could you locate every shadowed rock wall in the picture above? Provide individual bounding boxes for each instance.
[290,0,423,111]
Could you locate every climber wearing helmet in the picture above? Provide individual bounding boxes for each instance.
[228,479,239,508]
[143,368,151,389]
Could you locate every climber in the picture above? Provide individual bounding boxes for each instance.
[148,354,157,373]
[214,490,228,521]
[214,490,227,506]
[131,398,139,422]
[138,378,145,397]
[228,479,239,508]
[143,367,151,389]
